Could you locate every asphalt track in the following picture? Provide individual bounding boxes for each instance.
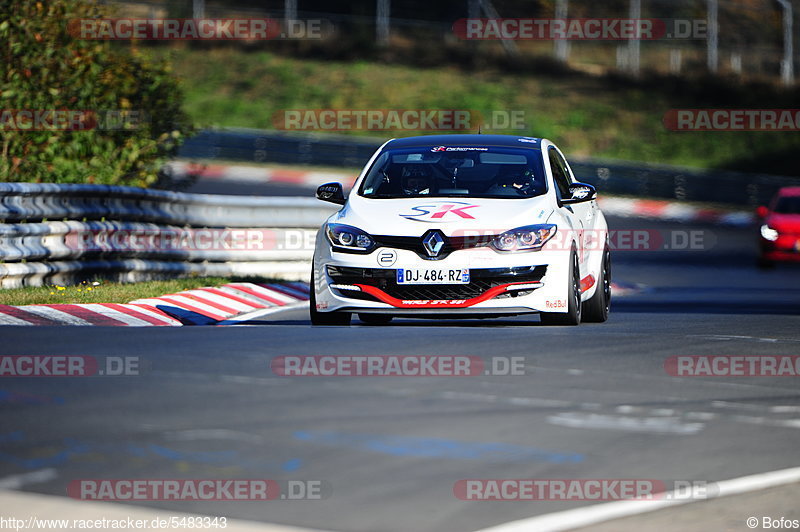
[1,182,799,531]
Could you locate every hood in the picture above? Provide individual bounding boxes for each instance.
[766,213,800,234]
[331,196,555,236]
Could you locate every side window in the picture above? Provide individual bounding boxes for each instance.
[548,147,571,199]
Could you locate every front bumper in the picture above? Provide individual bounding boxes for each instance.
[759,235,800,262]
[313,238,573,315]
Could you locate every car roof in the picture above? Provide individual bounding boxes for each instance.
[777,186,800,197]
[384,134,544,149]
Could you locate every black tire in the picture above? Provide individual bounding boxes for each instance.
[582,246,611,323]
[309,262,351,326]
[540,248,582,326]
[358,313,393,325]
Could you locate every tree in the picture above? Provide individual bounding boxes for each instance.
[0,0,192,186]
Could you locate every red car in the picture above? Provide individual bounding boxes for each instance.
[757,187,800,267]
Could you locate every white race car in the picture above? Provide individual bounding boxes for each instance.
[311,135,610,326]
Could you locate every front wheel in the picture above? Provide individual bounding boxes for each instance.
[582,246,611,323]
[309,263,351,326]
[540,248,582,326]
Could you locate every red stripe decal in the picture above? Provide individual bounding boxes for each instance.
[580,275,596,293]
[354,282,532,309]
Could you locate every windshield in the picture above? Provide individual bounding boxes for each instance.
[358,146,546,199]
[773,196,800,214]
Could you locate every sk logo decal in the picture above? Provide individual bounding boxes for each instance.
[400,202,479,222]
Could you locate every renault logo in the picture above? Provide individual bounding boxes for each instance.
[422,230,446,257]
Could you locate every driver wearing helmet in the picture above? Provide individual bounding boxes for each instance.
[401,166,433,195]
[489,168,538,196]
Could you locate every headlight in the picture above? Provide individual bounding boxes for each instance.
[492,224,557,252]
[760,224,779,241]
[326,224,375,252]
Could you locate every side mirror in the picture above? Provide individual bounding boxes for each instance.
[316,182,346,205]
[561,182,597,205]
[756,206,769,218]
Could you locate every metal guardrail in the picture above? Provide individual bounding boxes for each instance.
[0,183,335,288]
[177,129,798,207]
[0,182,336,227]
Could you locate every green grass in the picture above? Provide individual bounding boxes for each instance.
[0,277,276,306]
[152,46,800,173]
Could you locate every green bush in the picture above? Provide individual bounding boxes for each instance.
[0,0,192,186]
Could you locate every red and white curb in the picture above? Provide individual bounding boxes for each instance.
[168,162,753,227]
[0,283,309,327]
[597,197,753,227]
[167,161,356,188]
[0,280,639,326]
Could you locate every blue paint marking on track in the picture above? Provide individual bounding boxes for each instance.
[0,390,65,405]
[293,431,584,464]
[0,432,303,473]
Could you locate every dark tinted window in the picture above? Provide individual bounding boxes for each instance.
[358,147,546,199]
[774,196,800,214]
[548,147,572,199]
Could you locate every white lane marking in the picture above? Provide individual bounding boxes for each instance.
[436,390,573,408]
[217,301,308,324]
[23,306,92,326]
[685,411,717,420]
[476,465,800,532]
[163,429,266,444]
[733,415,800,429]
[0,312,33,325]
[615,405,640,414]
[547,413,705,435]
[771,405,800,413]
[183,289,258,312]
[0,468,57,490]
[219,374,290,386]
[650,408,676,416]
[711,400,767,411]
[689,334,797,343]
[81,304,152,326]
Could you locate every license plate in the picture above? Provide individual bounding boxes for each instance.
[397,268,470,285]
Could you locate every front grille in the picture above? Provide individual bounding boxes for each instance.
[328,265,547,302]
[372,233,495,260]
